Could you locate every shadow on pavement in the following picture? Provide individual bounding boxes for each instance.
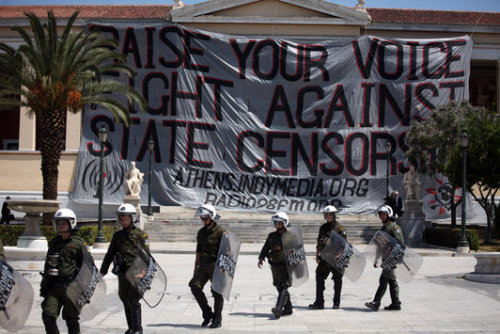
[293,305,374,312]
[148,323,201,329]
[341,306,379,312]
[229,312,274,319]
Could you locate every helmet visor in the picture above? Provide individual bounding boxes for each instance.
[195,207,212,219]
[272,218,286,226]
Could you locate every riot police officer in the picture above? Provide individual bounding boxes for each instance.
[189,204,226,328]
[100,203,149,334]
[309,205,346,309]
[258,212,294,319]
[41,208,91,334]
[365,205,404,311]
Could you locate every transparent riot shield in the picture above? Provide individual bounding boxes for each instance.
[319,230,366,281]
[0,260,34,333]
[282,226,309,287]
[365,230,423,283]
[66,252,107,321]
[80,277,106,322]
[212,231,241,301]
[125,246,167,308]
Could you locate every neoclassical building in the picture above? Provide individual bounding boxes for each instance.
[0,0,498,217]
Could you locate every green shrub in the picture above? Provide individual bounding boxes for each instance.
[0,225,118,246]
[424,227,479,250]
[0,226,25,246]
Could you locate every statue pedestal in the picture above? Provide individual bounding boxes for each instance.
[398,200,425,247]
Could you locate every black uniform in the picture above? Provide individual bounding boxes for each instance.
[311,220,347,308]
[101,224,149,334]
[259,229,293,318]
[189,222,226,328]
[40,234,89,334]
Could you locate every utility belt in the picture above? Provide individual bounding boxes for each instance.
[112,252,130,275]
[200,255,216,263]
[268,252,285,265]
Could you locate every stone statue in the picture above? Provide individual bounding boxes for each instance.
[125,161,144,198]
[173,0,184,7]
[355,0,366,9]
[404,165,421,201]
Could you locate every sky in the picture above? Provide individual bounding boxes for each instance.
[1,0,499,12]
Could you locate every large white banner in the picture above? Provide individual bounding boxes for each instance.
[72,23,472,214]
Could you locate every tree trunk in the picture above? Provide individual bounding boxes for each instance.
[484,208,492,245]
[494,202,500,240]
[483,196,495,245]
[472,191,495,245]
[38,109,65,225]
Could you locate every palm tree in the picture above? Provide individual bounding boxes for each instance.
[0,10,147,222]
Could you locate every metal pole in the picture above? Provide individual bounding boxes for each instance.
[386,154,390,198]
[148,146,153,216]
[95,141,106,244]
[457,144,469,251]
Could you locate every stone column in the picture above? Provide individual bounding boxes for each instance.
[18,106,36,150]
[65,109,82,151]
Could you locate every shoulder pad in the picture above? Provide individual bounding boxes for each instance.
[71,235,86,243]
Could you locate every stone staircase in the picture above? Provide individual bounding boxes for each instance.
[144,207,380,244]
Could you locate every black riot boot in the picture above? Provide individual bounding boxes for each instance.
[333,275,343,309]
[272,286,290,319]
[365,301,380,311]
[308,278,325,309]
[130,302,143,334]
[282,298,293,316]
[385,279,401,310]
[191,286,213,326]
[42,313,60,334]
[124,304,133,333]
[210,291,224,328]
[65,317,80,334]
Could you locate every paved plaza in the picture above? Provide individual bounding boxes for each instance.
[8,243,500,334]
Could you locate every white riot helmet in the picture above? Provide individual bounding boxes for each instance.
[323,205,338,214]
[376,205,393,218]
[116,203,137,223]
[194,204,220,221]
[271,211,290,228]
[53,208,77,233]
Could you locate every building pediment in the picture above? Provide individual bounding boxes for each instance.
[171,0,370,26]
